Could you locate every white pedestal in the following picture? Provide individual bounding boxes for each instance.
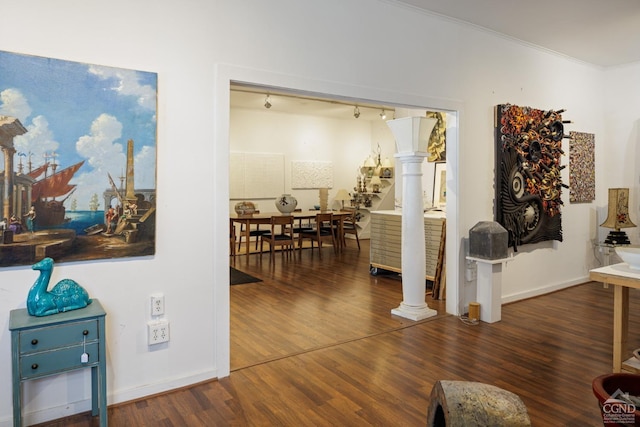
[466,256,509,323]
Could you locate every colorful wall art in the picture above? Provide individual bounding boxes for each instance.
[0,50,157,267]
[568,131,595,203]
[494,104,568,250]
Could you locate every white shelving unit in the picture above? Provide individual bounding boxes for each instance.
[355,174,394,239]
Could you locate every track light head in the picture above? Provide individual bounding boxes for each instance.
[264,95,272,109]
[354,106,360,119]
[380,109,386,120]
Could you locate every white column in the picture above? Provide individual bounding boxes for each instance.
[0,117,27,220]
[387,117,438,321]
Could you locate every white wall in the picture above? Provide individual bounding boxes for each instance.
[229,105,449,221]
[0,0,633,424]
[229,107,396,212]
[0,1,221,425]
[603,62,640,244]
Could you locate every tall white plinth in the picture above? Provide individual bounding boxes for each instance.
[387,117,438,321]
[467,256,509,323]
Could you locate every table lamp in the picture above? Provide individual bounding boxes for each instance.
[334,189,351,209]
[370,175,382,193]
[381,157,393,178]
[364,156,376,177]
[600,188,636,245]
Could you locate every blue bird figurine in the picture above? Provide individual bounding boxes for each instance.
[27,257,92,316]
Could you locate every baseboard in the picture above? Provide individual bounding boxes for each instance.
[1,369,218,427]
[502,275,590,304]
[110,369,218,405]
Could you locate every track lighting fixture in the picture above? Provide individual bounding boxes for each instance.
[264,94,272,109]
[380,109,386,120]
[354,106,360,119]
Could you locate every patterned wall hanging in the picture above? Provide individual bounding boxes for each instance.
[568,131,595,203]
[494,104,569,250]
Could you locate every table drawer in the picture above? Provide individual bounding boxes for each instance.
[20,341,99,379]
[19,320,98,355]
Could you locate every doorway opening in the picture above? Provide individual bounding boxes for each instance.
[218,71,460,377]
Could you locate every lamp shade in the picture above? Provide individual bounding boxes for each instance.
[369,176,382,186]
[334,189,351,201]
[600,188,636,230]
[364,156,376,167]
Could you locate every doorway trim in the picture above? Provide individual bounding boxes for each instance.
[214,64,463,377]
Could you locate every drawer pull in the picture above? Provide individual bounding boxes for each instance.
[31,364,38,370]
[31,339,38,345]
[83,330,89,336]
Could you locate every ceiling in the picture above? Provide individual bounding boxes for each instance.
[396,0,640,67]
[232,1,640,118]
[231,86,400,121]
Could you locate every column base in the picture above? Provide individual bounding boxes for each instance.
[391,302,438,321]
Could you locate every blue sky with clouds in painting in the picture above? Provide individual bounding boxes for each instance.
[0,50,157,209]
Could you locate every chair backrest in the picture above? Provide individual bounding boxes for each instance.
[271,215,294,235]
[341,209,356,224]
[315,212,333,229]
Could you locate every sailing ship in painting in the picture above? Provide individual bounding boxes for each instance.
[89,194,100,211]
[1,117,156,267]
[27,155,85,226]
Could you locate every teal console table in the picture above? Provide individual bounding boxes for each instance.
[10,299,107,427]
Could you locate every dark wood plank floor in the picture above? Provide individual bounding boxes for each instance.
[35,240,640,426]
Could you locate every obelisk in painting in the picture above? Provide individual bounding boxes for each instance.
[125,139,136,204]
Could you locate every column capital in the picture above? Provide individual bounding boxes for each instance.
[394,152,428,163]
[2,146,17,155]
[0,116,27,148]
[386,116,437,154]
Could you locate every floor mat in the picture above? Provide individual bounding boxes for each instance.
[230,267,262,285]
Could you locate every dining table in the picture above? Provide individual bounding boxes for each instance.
[230,210,351,256]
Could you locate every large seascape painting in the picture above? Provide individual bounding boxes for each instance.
[0,51,157,267]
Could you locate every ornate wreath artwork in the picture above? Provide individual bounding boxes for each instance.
[495,104,569,250]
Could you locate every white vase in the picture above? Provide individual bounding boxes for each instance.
[275,194,297,214]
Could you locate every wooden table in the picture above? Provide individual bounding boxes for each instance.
[230,210,351,256]
[590,263,640,373]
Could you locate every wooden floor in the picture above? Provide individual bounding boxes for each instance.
[36,240,640,426]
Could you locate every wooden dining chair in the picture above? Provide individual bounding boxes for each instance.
[292,209,313,239]
[237,210,269,253]
[260,215,296,261]
[340,209,360,250]
[298,212,337,257]
[229,220,237,256]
